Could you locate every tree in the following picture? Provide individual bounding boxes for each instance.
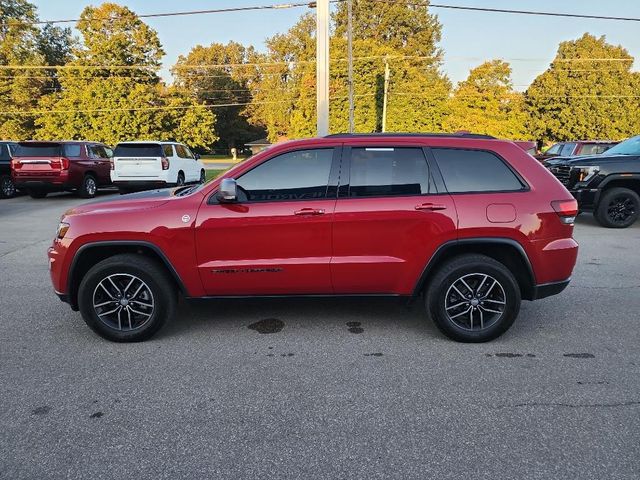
[36,3,217,149]
[443,60,527,139]
[0,0,46,139]
[526,33,640,143]
[173,41,265,150]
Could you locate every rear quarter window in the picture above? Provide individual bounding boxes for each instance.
[114,144,163,157]
[63,144,83,158]
[431,148,525,193]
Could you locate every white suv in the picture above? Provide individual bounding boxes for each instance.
[111,141,206,193]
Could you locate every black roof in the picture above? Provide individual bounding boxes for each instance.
[325,132,496,140]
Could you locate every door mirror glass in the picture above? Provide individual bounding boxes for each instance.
[194,152,201,160]
[218,178,238,202]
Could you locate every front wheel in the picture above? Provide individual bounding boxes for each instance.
[425,254,521,343]
[77,254,177,342]
[594,187,639,228]
[199,169,206,184]
[0,175,16,198]
[176,171,185,186]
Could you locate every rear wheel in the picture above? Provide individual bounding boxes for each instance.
[28,189,47,199]
[595,187,639,228]
[176,171,185,186]
[425,254,521,343]
[77,254,176,342]
[78,174,97,198]
[0,175,16,198]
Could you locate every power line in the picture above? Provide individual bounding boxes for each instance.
[0,2,321,27]
[375,0,640,22]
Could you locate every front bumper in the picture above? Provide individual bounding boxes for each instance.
[569,188,599,211]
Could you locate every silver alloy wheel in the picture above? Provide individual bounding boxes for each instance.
[85,177,96,196]
[1,177,15,197]
[444,273,506,331]
[92,273,155,331]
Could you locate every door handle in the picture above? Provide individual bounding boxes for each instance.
[415,203,447,211]
[294,208,325,216]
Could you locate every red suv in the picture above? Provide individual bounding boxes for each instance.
[12,141,112,198]
[48,134,579,343]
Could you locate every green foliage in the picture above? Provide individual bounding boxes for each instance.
[526,34,640,142]
[0,0,45,139]
[35,3,217,149]
[173,41,264,149]
[443,60,527,139]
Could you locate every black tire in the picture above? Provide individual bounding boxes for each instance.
[0,175,16,199]
[594,187,639,228]
[28,189,47,199]
[78,174,97,199]
[425,254,521,343]
[77,254,177,342]
[176,171,185,186]
[199,169,206,184]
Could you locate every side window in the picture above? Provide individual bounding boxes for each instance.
[90,145,109,158]
[0,144,7,161]
[560,143,577,156]
[236,149,334,202]
[175,144,189,158]
[431,148,525,193]
[162,145,174,157]
[181,145,195,159]
[348,147,429,197]
[546,143,563,155]
[63,144,82,158]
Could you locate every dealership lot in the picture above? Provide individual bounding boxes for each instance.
[0,193,638,479]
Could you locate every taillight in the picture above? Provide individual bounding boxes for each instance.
[61,157,70,170]
[551,199,578,225]
[10,159,20,171]
[161,157,170,170]
[110,158,114,170]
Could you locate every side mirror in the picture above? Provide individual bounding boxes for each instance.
[194,153,201,160]
[218,178,238,202]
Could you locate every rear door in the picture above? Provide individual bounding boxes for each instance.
[331,145,457,295]
[113,143,164,179]
[195,147,339,295]
[88,144,112,184]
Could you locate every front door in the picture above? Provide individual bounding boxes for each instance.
[331,145,458,295]
[195,147,339,295]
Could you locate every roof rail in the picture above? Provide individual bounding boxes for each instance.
[325,132,496,140]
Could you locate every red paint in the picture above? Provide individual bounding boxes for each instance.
[49,135,578,303]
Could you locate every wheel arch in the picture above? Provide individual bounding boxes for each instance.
[413,238,536,301]
[67,241,187,310]
[598,175,640,198]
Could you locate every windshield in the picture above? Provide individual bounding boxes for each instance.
[14,143,62,157]
[605,136,640,156]
[114,143,163,157]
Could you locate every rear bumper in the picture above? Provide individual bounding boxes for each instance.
[14,178,73,191]
[113,180,169,191]
[529,278,571,300]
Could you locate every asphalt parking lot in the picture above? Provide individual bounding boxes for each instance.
[0,192,638,480]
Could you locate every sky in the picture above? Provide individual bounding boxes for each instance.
[32,0,640,90]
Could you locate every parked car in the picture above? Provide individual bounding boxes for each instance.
[536,140,617,162]
[49,133,578,343]
[111,141,206,193]
[11,141,112,199]
[0,141,18,198]
[547,134,640,228]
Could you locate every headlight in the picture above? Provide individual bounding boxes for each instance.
[56,222,70,239]
[575,166,599,183]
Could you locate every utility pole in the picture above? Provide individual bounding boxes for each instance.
[347,0,354,133]
[316,0,330,137]
[382,57,390,133]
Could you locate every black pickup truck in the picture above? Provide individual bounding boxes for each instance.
[0,141,18,199]
[546,135,640,228]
